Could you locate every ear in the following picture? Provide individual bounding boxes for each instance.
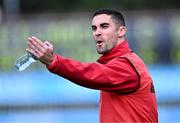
[118,26,127,37]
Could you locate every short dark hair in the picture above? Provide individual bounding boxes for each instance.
[92,8,125,26]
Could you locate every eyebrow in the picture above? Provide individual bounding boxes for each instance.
[100,23,109,26]
[91,22,109,28]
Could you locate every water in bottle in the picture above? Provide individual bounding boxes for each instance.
[14,53,38,71]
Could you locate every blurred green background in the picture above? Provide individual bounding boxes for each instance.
[0,0,180,123]
[0,0,180,71]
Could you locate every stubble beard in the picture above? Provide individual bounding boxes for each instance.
[96,45,109,54]
[96,40,118,54]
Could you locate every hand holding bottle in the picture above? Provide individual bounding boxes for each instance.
[15,36,55,71]
[26,36,55,66]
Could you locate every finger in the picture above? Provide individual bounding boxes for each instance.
[31,36,47,48]
[26,48,40,58]
[31,37,50,52]
[27,39,37,51]
[28,37,45,52]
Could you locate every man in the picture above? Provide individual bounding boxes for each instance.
[26,9,158,122]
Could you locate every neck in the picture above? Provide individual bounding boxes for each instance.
[117,37,125,45]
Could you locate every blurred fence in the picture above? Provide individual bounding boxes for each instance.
[0,10,180,71]
[0,10,180,123]
[0,12,98,71]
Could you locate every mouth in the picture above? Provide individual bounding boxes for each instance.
[96,40,103,47]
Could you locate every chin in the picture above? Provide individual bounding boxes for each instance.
[96,50,102,54]
[97,50,103,54]
[97,49,108,54]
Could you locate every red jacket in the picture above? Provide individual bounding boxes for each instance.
[47,41,158,122]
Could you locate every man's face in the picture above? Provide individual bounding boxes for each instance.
[92,14,120,54]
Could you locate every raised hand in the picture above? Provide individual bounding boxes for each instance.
[26,36,55,66]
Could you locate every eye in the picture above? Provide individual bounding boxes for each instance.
[91,25,97,31]
[100,23,109,29]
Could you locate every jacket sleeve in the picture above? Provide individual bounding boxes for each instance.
[47,54,139,93]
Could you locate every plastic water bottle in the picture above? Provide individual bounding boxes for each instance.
[14,53,38,71]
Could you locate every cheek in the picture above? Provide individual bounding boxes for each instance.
[104,30,112,38]
[106,33,119,47]
[106,32,117,42]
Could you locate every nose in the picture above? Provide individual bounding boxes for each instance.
[94,28,102,36]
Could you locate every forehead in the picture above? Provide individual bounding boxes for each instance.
[92,14,113,25]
